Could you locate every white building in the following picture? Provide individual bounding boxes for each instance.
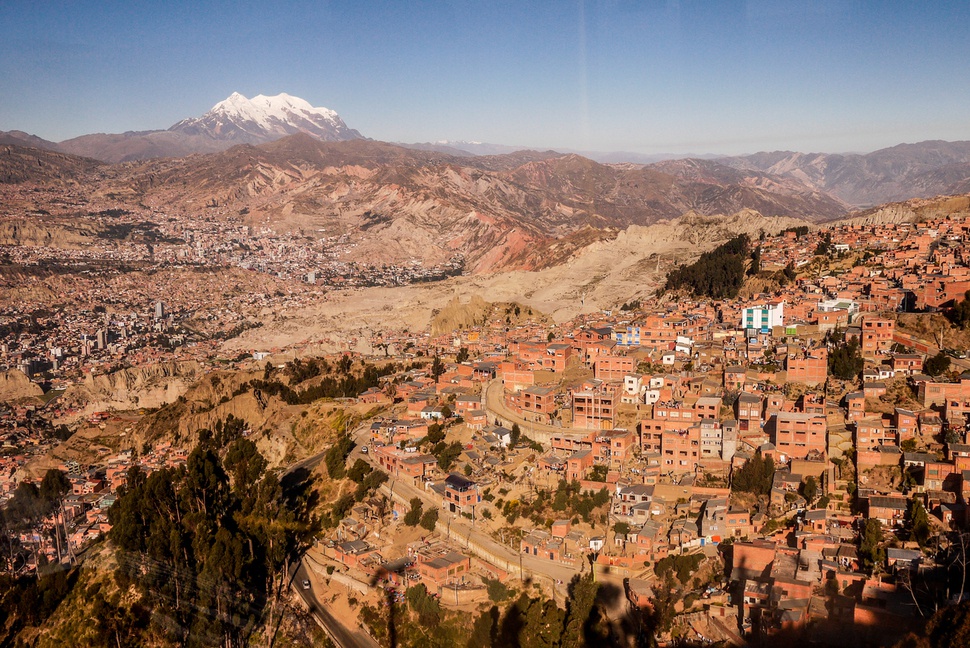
[741,300,784,331]
[818,298,860,318]
[699,420,723,459]
[621,374,644,404]
[675,335,693,355]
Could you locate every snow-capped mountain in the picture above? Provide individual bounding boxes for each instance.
[169,92,363,144]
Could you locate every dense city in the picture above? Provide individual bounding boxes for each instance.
[3,207,970,646]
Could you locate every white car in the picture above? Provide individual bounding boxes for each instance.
[302,579,311,590]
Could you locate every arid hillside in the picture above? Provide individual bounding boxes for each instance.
[222,209,812,355]
[2,136,848,275]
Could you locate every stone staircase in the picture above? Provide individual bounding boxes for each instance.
[827,409,852,461]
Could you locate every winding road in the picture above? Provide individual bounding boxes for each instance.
[292,559,380,648]
[284,424,381,648]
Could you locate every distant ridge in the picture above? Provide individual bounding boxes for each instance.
[55,92,362,163]
[6,96,970,208]
[0,130,60,151]
[716,140,970,207]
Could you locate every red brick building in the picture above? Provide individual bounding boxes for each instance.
[660,426,701,473]
[771,412,827,461]
[442,473,481,516]
[571,384,618,430]
[785,347,828,385]
[861,317,895,356]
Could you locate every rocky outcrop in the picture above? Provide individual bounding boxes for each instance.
[64,361,204,413]
[430,294,544,336]
[840,194,970,226]
[0,220,98,248]
[0,370,43,402]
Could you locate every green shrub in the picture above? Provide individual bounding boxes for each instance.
[404,497,423,526]
[484,578,512,603]
[420,508,439,531]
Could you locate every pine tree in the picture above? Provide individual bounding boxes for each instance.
[925,352,951,376]
[907,497,931,547]
[829,337,864,379]
[859,518,886,572]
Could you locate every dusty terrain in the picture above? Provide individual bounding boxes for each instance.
[224,209,810,354]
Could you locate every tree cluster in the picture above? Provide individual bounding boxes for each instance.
[510,423,522,447]
[431,440,463,472]
[107,436,319,647]
[283,356,332,383]
[539,480,611,525]
[906,496,931,547]
[426,422,446,445]
[748,246,762,276]
[783,226,810,238]
[732,450,775,496]
[324,434,355,479]
[654,554,704,585]
[431,355,445,382]
[801,475,818,502]
[238,359,413,406]
[896,600,970,648]
[925,352,952,377]
[815,231,833,255]
[1,469,72,573]
[859,518,886,572]
[829,336,864,380]
[363,573,628,648]
[0,569,79,643]
[403,497,424,526]
[781,261,797,284]
[664,235,749,299]
[322,455,388,529]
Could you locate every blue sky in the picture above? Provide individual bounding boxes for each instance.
[2,1,969,155]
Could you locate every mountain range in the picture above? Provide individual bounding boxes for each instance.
[2,93,363,164]
[1,133,851,273]
[4,92,970,275]
[4,92,970,210]
[716,140,970,207]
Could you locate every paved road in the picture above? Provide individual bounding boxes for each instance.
[293,559,380,648]
[483,378,564,443]
[893,332,970,374]
[283,446,329,477]
[284,422,369,477]
[283,427,376,648]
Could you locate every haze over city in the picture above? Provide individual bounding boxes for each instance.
[3,1,970,154]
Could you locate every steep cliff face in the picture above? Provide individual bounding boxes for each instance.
[839,194,970,226]
[62,361,204,413]
[123,367,369,469]
[0,370,44,402]
[0,220,99,248]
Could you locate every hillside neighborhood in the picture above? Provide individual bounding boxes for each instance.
[3,210,970,646]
